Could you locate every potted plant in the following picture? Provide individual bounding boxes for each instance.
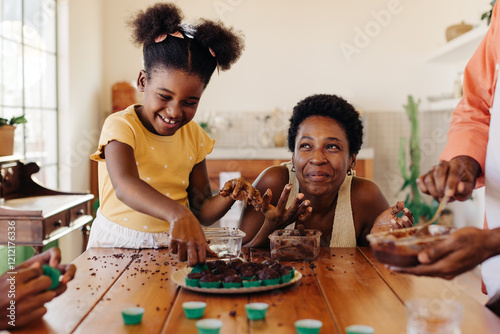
[398,96,438,223]
[0,115,27,156]
[482,0,497,25]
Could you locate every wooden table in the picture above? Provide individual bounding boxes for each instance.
[14,247,500,334]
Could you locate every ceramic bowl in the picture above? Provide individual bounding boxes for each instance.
[294,319,323,334]
[182,301,207,319]
[121,307,145,325]
[345,324,375,334]
[195,318,223,334]
[245,303,269,320]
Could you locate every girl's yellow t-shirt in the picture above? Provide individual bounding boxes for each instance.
[90,105,215,232]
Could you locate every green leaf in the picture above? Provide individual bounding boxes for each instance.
[9,115,27,125]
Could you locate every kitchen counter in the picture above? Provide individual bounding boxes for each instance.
[207,147,374,160]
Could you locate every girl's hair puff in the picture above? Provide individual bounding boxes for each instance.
[128,3,244,86]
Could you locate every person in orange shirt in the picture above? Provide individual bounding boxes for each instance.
[0,248,76,329]
[393,0,500,312]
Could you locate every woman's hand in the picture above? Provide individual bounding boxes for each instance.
[260,184,312,230]
[219,177,263,210]
[371,201,414,233]
[169,206,208,266]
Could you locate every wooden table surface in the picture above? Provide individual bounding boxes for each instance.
[13,247,500,334]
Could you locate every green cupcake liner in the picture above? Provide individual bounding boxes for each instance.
[280,273,293,283]
[199,281,221,289]
[185,277,200,287]
[42,265,61,290]
[191,264,208,274]
[222,282,243,288]
[242,280,262,288]
[262,278,281,286]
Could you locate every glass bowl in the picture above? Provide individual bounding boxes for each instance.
[203,227,246,258]
[366,225,454,267]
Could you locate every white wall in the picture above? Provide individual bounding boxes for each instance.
[56,1,492,260]
[101,0,490,114]
[57,0,103,262]
[59,0,102,193]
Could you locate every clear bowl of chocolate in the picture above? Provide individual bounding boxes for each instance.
[203,227,246,258]
[269,226,321,261]
[366,225,454,267]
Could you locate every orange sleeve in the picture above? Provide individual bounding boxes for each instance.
[440,2,500,188]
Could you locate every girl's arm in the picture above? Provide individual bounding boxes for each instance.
[187,159,236,225]
[188,161,264,225]
[104,140,206,265]
[239,166,290,247]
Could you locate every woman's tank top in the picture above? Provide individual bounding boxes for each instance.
[282,161,357,247]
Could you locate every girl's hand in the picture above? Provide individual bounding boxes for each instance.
[371,201,414,233]
[261,184,312,230]
[219,177,263,210]
[169,207,208,266]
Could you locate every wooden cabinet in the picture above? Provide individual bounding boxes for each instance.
[0,158,94,253]
[206,158,373,190]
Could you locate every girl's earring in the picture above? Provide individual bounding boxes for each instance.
[347,168,355,176]
[291,165,296,172]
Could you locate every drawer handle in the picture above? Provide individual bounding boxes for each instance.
[54,220,62,227]
[77,209,85,216]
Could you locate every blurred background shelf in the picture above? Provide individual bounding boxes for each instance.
[424,25,488,63]
[424,98,461,112]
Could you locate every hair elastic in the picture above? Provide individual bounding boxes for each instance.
[155,31,219,74]
[154,31,184,43]
[208,47,220,74]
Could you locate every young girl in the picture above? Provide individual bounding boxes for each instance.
[88,3,257,266]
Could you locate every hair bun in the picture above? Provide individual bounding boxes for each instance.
[194,19,245,71]
[129,3,184,46]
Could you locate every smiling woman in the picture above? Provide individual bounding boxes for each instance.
[239,94,414,248]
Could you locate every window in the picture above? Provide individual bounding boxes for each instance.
[0,0,58,188]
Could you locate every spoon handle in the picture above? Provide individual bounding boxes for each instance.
[419,195,449,228]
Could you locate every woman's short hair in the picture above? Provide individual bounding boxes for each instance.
[287,94,363,155]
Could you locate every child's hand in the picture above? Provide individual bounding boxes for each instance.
[371,201,414,234]
[261,184,312,230]
[169,207,208,266]
[219,177,263,210]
